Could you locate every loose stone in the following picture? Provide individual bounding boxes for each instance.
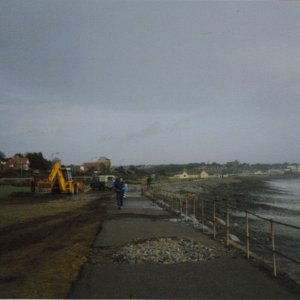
[112,237,217,264]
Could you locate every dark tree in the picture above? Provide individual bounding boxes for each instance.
[26,152,51,170]
[14,153,25,157]
[0,150,5,161]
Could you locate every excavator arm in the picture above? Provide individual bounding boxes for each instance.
[48,161,68,193]
[48,161,60,182]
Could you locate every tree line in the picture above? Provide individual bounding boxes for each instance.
[0,151,51,171]
[0,150,297,177]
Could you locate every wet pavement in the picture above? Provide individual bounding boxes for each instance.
[69,192,300,299]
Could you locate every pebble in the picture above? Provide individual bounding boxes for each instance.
[112,238,218,264]
[229,234,241,243]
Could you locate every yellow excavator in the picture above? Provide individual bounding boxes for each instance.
[37,161,82,194]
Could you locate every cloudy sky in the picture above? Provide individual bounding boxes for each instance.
[1,0,300,166]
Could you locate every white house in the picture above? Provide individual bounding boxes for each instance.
[176,170,189,179]
[200,171,209,179]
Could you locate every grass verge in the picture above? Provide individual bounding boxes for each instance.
[0,185,29,198]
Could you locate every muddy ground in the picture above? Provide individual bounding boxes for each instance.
[0,191,109,298]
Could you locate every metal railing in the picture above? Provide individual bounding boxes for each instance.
[143,186,300,282]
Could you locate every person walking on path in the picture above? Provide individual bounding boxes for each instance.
[114,176,124,209]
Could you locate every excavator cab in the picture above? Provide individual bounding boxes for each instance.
[62,168,72,181]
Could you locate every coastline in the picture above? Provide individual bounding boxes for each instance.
[157,175,300,213]
[159,176,271,210]
[70,191,300,299]
[150,176,300,284]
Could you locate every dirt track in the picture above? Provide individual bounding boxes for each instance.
[0,191,109,298]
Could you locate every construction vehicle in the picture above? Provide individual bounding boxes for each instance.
[90,173,115,191]
[37,161,82,194]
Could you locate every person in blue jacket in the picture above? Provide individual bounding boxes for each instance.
[123,182,129,198]
[114,176,124,209]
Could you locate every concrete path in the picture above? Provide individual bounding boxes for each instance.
[69,192,299,299]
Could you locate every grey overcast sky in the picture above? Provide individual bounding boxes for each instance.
[1,0,300,166]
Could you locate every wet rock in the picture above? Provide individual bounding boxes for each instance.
[215,217,226,226]
[229,234,241,243]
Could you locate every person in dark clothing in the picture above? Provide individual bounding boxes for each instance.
[147,176,152,188]
[114,176,124,209]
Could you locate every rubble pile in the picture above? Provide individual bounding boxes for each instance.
[112,238,218,264]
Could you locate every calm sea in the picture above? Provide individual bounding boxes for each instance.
[255,177,300,227]
[254,177,300,280]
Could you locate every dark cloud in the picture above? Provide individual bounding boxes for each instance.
[1,0,300,164]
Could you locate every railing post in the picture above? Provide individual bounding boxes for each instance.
[145,190,299,278]
[246,211,250,259]
[185,197,188,217]
[213,201,216,239]
[193,196,196,218]
[173,196,175,212]
[201,198,205,232]
[180,198,182,215]
[271,219,277,277]
[226,208,230,247]
[167,192,170,210]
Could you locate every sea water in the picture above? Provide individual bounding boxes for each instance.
[254,177,300,280]
[256,177,300,227]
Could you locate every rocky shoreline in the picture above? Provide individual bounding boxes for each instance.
[154,176,280,212]
[147,176,300,283]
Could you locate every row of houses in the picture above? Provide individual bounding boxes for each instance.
[173,170,210,180]
[173,165,300,180]
[0,155,111,172]
[0,156,30,172]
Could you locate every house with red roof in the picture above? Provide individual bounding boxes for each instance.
[1,156,30,172]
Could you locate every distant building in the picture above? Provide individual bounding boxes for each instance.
[267,169,285,175]
[254,171,264,175]
[177,170,189,179]
[81,157,111,173]
[173,170,209,180]
[286,165,299,173]
[82,162,98,172]
[200,171,209,179]
[172,169,190,179]
[2,156,30,172]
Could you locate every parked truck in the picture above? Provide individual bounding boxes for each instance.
[90,173,115,191]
